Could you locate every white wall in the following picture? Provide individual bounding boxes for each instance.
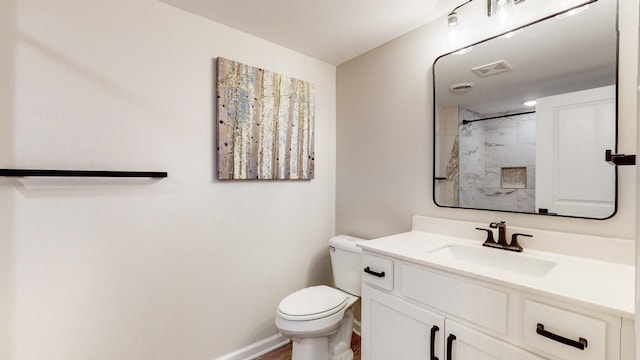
[0,1,336,359]
[636,0,640,349]
[337,0,639,241]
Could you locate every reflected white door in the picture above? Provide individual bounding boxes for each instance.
[535,86,616,218]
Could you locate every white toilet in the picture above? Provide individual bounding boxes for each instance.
[275,235,363,360]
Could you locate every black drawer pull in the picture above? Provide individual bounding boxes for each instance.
[446,334,456,360]
[430,325,439,360]
[536,323,588,350]
[363,266,385,278]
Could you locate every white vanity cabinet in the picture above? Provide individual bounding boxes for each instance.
[362,284,444,360]
[361,251,632,360]
[444,320,545,360]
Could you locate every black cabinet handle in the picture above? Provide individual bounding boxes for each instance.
[536,323,588,350]
[363,266,385,278]
[446,334,456,360]
[430,325,439,360]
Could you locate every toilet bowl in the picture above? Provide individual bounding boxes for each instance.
[275,236,364,360]
[276,286,359,360]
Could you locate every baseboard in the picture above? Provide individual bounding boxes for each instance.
[214,333,290,360]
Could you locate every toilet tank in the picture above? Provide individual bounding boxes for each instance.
[329,235,365,296]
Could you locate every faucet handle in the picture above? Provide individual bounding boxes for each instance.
[475,227,496,245]
[509,233,533,252]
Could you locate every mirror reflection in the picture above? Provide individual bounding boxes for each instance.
[433,0,618,219]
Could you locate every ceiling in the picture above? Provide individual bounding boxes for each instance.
[160,0,451,65]
[158,0,617,114]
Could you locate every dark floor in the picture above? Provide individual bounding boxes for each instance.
[256,333,361,360]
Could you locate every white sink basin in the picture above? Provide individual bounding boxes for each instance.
[428,245,557,277]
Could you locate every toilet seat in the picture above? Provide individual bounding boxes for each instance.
[277,285,348,321]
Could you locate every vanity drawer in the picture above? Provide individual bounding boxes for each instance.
[400,264,508,335]
[523,300,606,360]
[362,253,394,291]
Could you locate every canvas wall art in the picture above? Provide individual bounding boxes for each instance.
[216,57,315,180]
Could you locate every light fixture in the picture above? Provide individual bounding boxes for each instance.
[523,100,537,107]
[496,0,515,24]
[448,0,473,28]
[448,13,459,27]
[487,0,522,20]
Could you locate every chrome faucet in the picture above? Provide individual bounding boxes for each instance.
[475,221,532,252]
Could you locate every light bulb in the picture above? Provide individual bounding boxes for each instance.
[496,0,515,24]
[448,13,458,27]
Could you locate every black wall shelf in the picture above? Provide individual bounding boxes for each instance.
[0,169,167,178]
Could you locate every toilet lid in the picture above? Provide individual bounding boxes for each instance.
[278,285,348,321]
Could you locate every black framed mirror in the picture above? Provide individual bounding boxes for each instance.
[433,0,618,219]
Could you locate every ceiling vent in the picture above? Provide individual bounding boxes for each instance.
[472,60,512,77]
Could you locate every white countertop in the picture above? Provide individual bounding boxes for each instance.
[358,230,635,319]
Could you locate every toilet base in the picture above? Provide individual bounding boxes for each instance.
[328,308,354,360]
[289,308,355,360]
[291,336,330,360]
[330,349,353,360]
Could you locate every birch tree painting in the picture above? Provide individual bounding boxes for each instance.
[217,57,315,180]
